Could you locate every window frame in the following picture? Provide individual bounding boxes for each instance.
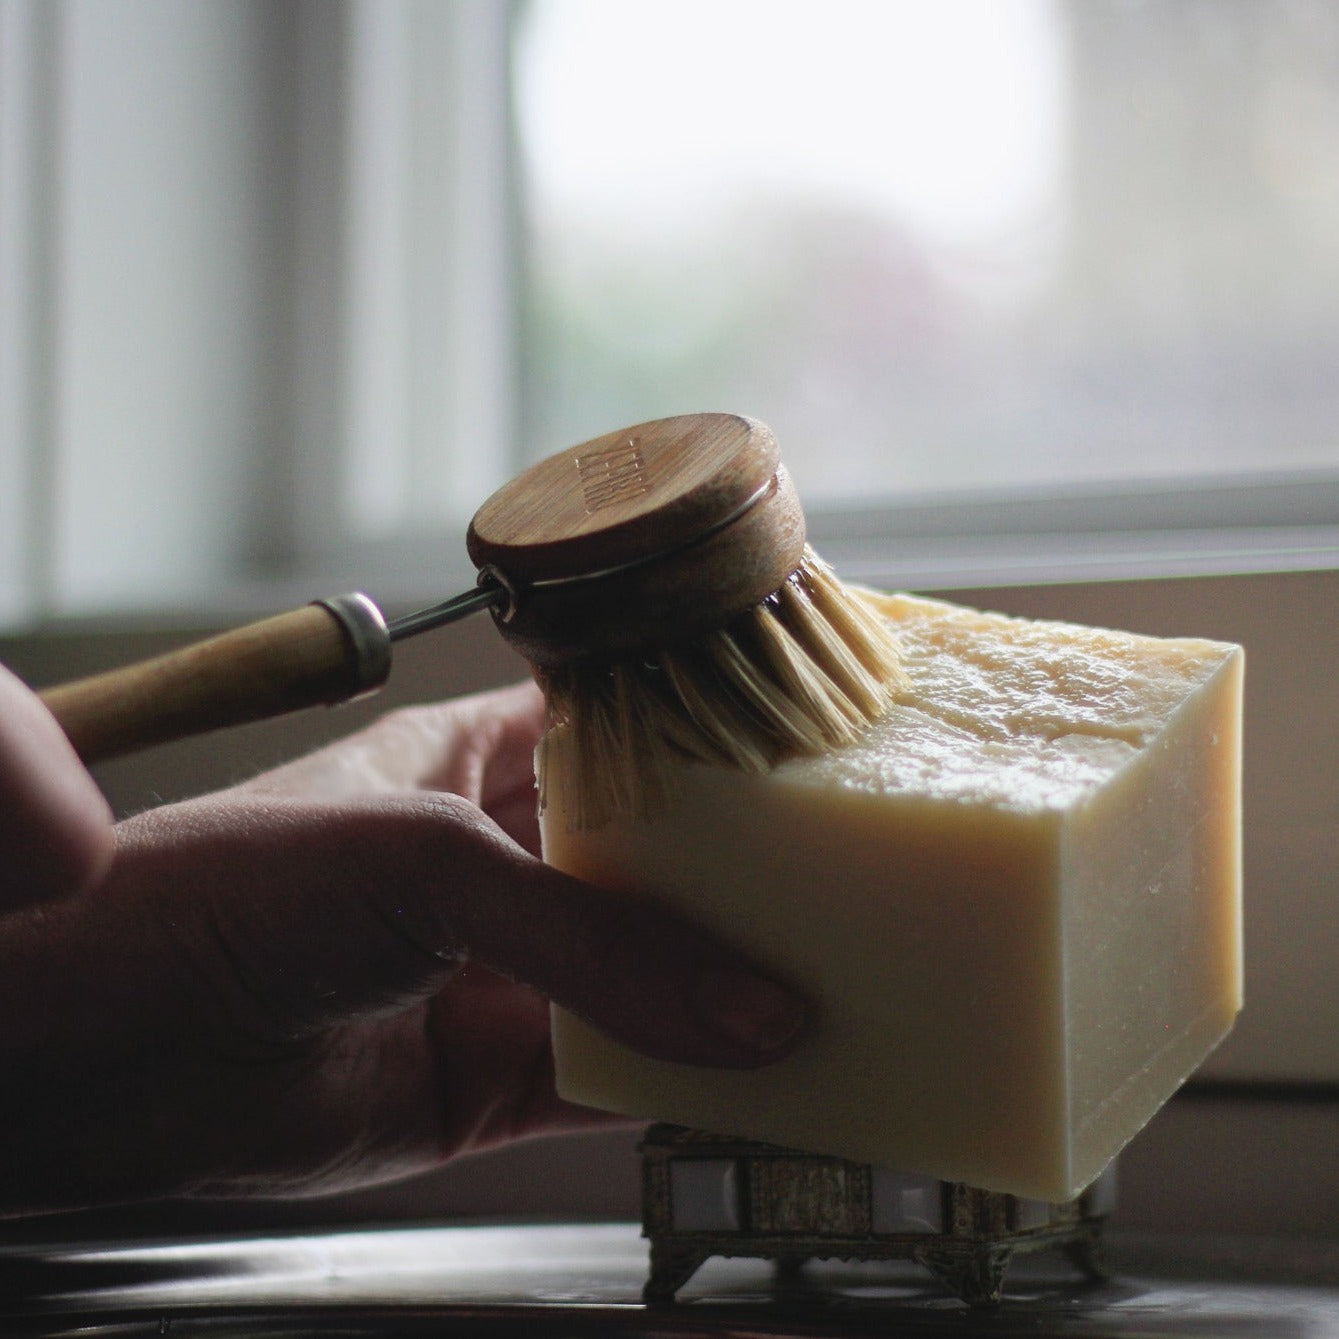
[0,0,518,624]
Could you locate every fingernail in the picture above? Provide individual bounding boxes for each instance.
[691,966,807,1057]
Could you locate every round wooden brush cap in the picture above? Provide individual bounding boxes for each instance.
[467,413,806,667]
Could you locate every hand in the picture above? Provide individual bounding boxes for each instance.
[0,664,115,912]
[0,678,805,1214]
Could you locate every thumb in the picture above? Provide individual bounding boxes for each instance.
[0,664,115,912]
[98,792,806,1068]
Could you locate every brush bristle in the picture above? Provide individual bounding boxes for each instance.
[535,546,906,830]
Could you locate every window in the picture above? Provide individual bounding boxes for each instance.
[0,0,515,623]
[517,0,1339,505]
[5,0,1337,624]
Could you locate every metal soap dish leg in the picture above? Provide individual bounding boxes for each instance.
[640,1124,1115,1308]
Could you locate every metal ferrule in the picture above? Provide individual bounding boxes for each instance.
[313,592,393,698]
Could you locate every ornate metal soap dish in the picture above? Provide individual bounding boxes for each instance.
[640,1124,1115,1307]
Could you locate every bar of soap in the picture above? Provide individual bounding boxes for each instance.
[542,592,1243,1202]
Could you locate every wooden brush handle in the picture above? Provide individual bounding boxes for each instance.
[40,595,391,764]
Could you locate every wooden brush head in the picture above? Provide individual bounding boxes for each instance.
[467,413,806,668]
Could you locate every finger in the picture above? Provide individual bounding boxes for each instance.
[0,664,115,912]
[0,965,625,1211]
[70,791,805,1070]
[417,681,545,806]
[484,783,542,857]
[480,689,547,854]
[231,682,543,806]
[227,704,465,800]
[417,682,545,853]
[187,968,617,1199]
[424,963,622,1154]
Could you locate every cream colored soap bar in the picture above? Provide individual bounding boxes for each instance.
[543,592,1243,1203]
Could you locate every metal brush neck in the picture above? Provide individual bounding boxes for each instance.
[386,578,509,642]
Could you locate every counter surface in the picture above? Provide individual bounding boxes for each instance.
[2,1221,1337,1336]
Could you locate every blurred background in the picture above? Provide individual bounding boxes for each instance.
[519,0,1339,493]
[3,0,1338,623]
[1,0,1337,1243]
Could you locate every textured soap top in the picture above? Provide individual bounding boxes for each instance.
[778,593,1240,815]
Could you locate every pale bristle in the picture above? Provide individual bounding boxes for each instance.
[535,545,905,829]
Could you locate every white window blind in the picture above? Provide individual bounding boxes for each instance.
[0,0,515,626]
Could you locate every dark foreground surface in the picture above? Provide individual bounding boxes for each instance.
[1,1221,1336,1337]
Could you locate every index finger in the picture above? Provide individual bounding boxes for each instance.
[64,791,806,1071]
